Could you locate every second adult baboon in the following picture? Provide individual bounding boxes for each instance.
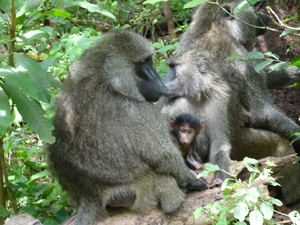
[162,49,232,182]
[48,29,207,225]
[162,0,300,205]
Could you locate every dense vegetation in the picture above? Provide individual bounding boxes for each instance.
[0,0,299,224]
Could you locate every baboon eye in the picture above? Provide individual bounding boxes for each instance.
[221,5,233,19]
[138,56,152,65]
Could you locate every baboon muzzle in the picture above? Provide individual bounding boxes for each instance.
[256,12,269,36]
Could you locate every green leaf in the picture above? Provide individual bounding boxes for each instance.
[0,0,10,12]
[193,207,203,219]
[183,0,209,9]
[29,169,51,182]
[50,0,65,8]
[234,0,261,13]
[43,8,70,18]
[16,0,42,18]
[210,201,222,214]
[269,62,287,71]
[221,178,235,195]
[0,205,10,217]
[225,54,240,60]
[255,59,273,73]
[280,29,294,37]
[260,202,273,220]
[248,51,264,59]
[243,157,259,173]
[0,88,11,136]
[288,211,300,224]
[216,214,227,225]
[249,209,263,225]
[2,67,40,101]
[248,172,256,186]
[245,188,260,203]
[234,202,249,222]
[143,0,167,4]
[270,198,283,207]
[14,53,52,103]
[263,52,279,60]
[3,82,55,144]
[19,30,49,44]
[66,1,116,20]
[290,55,300,68]
[156,45,176,53]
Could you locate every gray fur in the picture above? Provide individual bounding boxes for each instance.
[162,50,232,181]
[48,29,206,225]
[162,0,300,205]
[5,214,42,225]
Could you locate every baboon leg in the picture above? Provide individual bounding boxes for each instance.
[130,172,185,213]
[209,140,231,180]
[232,128,300,205]
[130,174,158,213]
[75,201,104,225]
[154,174,186,213]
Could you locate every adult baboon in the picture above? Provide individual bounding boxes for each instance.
[162,0,300,205]
[48,29,207,225]
[162,49,232,182]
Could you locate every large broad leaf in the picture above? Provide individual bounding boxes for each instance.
[248,51,264,59]
[259,202,273,220]
[254,59,273,73]
[290,55,300,68]
[0,88,11,136]
[4,82,55,144]
[234,0,261,13]
[14,53,52,103]
[249,209,263,225]
[143,0,167,4]
[16,0,42,18]
[234,202,249,222]
[0,67,40,101]
[65,1,115,20]
[19,30,49,45]
[184,0,209,9]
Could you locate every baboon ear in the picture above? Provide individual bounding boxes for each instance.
[109,76,145,101]
[170,118,176,128]
[221,5,233,19]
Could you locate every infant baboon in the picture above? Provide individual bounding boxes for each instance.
[163,0,300,205]
[48,29,207,225]
[170,113,204,178]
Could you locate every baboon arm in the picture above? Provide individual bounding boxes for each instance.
[266,66,300,89]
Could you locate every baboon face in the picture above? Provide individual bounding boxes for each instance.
[171,113,202,147]
[99,30,167,102]
[164,50,221,100]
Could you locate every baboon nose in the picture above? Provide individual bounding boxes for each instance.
[259,12,269,26]
[256,12,269,36]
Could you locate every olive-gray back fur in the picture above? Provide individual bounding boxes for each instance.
[48,29,196,225]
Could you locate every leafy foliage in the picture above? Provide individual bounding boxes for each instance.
[194,158,299,225]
